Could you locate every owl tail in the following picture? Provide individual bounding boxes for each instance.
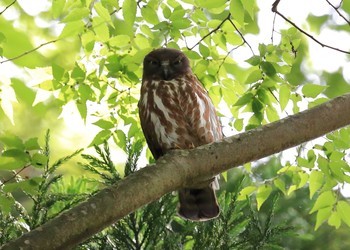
[178,186,220,221]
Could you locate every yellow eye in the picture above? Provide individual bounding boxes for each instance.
[173,59,182,66]
[148,59,159,66]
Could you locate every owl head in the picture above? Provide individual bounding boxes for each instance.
[142,48,192,81]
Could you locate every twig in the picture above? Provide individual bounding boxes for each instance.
[227,18,255,55]
[0,0,16,15]
[188,14,231,50]
[217,42,245,74]
[325,0,350,26]
[0,165,29,188]
[189,13,255,57]
[271,13,277,43]
[0,39,59,64]
[272,0,350,55]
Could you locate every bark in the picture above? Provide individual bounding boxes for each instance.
[2,93,350,250]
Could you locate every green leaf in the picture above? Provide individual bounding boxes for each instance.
[307,14,329,33]
[324,70,350,98]
[310,191,336,214]
[328,211,341,229]
[0,134,24,149]
[237,186,256,201]
[298,171,309,188]
[172,18,192,29]
[199,44,210,58]
[71,63,86,81]
[337,201,350,227]
[24,137,41,150]
[257,88,269,104]
[93,16,110,42]
[94,2,112,24]
[243,162,252,174]
[52,0,66,19]
[279,84,290,111]
[59,20,85,38]
[3,177,43,195]
[252,98,264,114]
[76,101,87,121]
[245,55,261,66]
[197,0,228,9]
[230,0,244,26]
[274,178,286,195]
[162,4,171,19]
[256,185,272,210]
[81,31,95,54]
[78,84,93,101]
[52,63,65,81]
[0,149,30,170]
[0,194,15,215]
[233,92,253,106]
[109,35,131,48]
[315,206,332,230]
[61,7,90,22]
[0,32,6,44]
[234,118,244,131]
[309,170,324,199]
[114,130,127,151]
[141,6,160,25]
[31,153,48,168]
[266,106,279,122]
[0,19,46,67]
[242,0,255,20]
[287,185,297,195]
[93,119,115,129]
[282,51,294,65]
[123,0,137,25]
[89,130,112,147]
[0,156,25,170]
[245,69,262,84]
[260,61,276,77]
[258,43,266,56]
[302,83,327,98]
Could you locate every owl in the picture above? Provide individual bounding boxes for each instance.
[138,48,223,221]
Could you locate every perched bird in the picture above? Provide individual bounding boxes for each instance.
[138,48,223,221]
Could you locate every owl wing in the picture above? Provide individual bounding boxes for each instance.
[182,75,223,146]
[138,83,165,160]
[139,112,165,160]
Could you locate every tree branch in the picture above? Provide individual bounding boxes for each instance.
[187,14,231,50]
[325,0,350,26]
[0,0,16,15]
[2,93,350,249]
[0,39,59,64]
[272,0,350,55]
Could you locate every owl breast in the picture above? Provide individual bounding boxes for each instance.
[139,76,221,155]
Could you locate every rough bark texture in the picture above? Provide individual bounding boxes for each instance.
[2,93,350,250]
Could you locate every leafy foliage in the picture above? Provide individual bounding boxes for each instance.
[79,145,294,250]
[0,131,92,245]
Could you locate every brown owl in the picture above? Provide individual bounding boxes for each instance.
[138,48,223,221]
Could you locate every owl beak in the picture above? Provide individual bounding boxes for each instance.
[161,61,170,80]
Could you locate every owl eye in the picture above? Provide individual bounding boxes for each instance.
[148,59,159,66]
[172,59,182,66]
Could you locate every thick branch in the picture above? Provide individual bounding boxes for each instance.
[2,93,350,249]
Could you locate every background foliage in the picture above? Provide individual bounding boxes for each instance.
[1,0,350,248]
